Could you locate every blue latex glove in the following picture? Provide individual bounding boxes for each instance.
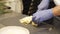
[32,9,54,24]
[38,0,50,10]
[32,0,53,24]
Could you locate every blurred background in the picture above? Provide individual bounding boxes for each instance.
[0,0,60,34]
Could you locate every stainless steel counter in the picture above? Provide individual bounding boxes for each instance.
[0,14,60,34]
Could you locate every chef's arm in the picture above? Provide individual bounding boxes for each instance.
[38,0,50,10]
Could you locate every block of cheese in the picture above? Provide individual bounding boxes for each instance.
[19,16,32,25]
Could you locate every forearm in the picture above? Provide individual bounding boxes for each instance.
[38,0,50,10]
[52,6,60,16]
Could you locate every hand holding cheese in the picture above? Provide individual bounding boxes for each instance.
[19,0,60,26]
[19,16,38,26]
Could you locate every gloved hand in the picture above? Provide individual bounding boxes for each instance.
[32,9,54,25]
